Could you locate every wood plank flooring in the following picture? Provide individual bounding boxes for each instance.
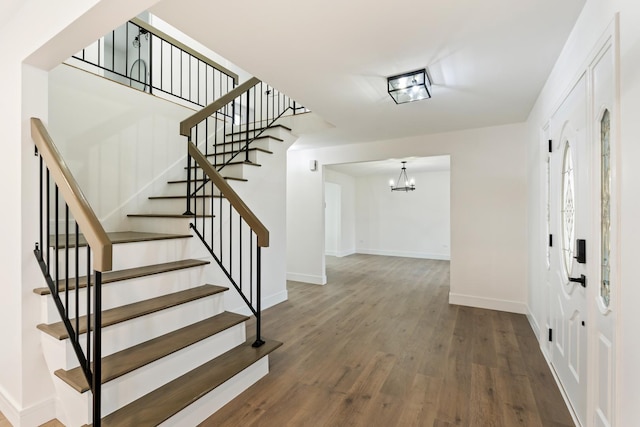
[200,254,575,427]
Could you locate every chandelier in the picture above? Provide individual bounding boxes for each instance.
[389,161,415,192]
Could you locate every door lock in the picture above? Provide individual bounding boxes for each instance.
[568,274,586,287]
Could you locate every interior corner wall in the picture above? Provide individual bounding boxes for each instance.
[355,170,450,260]
[524,0,640,424]
[324,169,356,257]
[0,1,162,424]
[286,150,326,284]
[287,122,528,313]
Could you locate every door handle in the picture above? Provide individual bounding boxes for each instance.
[568,274,586,287]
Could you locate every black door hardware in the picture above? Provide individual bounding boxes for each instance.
[574,239,586,264]
[568,274,586,287]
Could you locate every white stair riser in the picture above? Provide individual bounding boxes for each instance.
[160,357,269,427]
[207,149,260,166]
[45,237,201,278]
[41,264,212,323]
[147,198,215,215]
[57,323,247,423]
[201,163,246,180]
[40,293,226,370]
[163,184,220,198]
[125,216,193,234]
[52,376,91,427]
[220,136,274,152]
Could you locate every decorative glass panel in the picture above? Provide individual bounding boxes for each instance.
[561,142,575,276]
[601,110,611,307]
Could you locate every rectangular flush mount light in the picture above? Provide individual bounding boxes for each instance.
[387,69,431,104]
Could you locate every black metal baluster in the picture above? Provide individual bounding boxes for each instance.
[55,186,59,298]
[197,60,200,106]
[253,246,264,348]
[97,34,102,68]
[245,90,250,162]
[170,45,173,95]
[65,204,69,312]
[93,270,102,427]
[229,202,232,276]
[75,222,80,338]
[239,220,242,292]
[111,30,115,74]
[210,181,214,252]
[160,40,164,94]
[39,156,43,259]
[86,249,91,374]
[219,190,223,262]
[125,23,129,84]
[179,50,183,99]
[46,169,50,274]
[250,230,253,304]
[148,32,153,94]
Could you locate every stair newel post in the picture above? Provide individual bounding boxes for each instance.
[244,89,250,162]
[252,246,265,348]
[184,138,194,216]
[93,270,103,427]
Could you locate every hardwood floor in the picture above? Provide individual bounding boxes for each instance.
[200,254,575,427]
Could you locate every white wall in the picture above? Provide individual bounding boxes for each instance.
[0,1,161,424]
[525,1,640,424]
[324,169,356,257]
[354,170,450,260]
[324,182,340,256]
[287,122,528,313]
[48,63,193,230]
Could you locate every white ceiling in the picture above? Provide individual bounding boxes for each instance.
[150,0,585,150]
[0,0,23,29]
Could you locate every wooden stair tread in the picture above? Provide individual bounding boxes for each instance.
[49,231,192,249]
[167,177,248,184]
[127,213,214,218]
[148,195,224,200]
[92,338,282,427]
[206,146,273,155]
[37,284,224,340]
[33,259,210,295]
[55,311,245,393]
[185,160,262,170]
[225,124,292,136]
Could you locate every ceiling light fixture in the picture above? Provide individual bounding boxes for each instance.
[387,69,431,104]
[389,161,416,192]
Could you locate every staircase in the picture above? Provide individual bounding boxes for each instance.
[32,18,304,424]
[35,230,281,426]
[31,94,296,426]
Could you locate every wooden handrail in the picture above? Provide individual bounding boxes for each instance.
[130,17,239,85]
[187,141,269,247]
[180,77,261,137]
[31,118,113,272]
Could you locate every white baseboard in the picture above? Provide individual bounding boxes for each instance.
[448,292,527,314]
[0,385,56,427]
[286,272,327,285]
[325,249,356,258]
[526,306,541,338]
[539,344,582,427]
[357,248,450,261]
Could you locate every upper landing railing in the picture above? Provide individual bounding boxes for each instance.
[70,18,238,110]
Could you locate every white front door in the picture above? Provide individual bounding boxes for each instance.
[548,73,589,425]
[546,23,618,427]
